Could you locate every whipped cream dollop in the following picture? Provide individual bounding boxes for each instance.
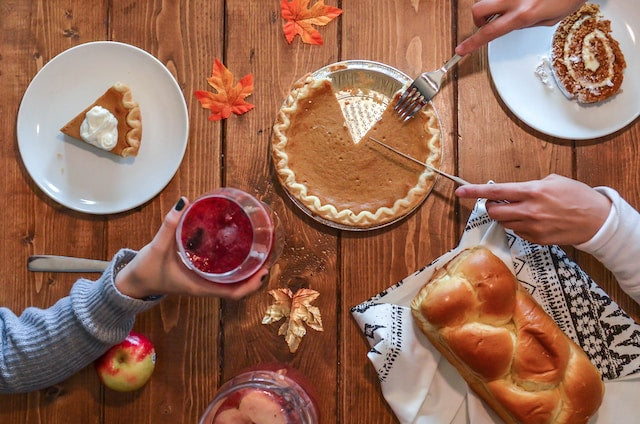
[534,56,554,89]
[80,106,118,151]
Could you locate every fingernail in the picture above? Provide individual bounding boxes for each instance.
[174,198,185,211]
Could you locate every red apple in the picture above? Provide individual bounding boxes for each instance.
[94,331,156,392]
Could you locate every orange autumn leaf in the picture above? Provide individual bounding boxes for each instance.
[194,58,254,121]
[281,0,342,45]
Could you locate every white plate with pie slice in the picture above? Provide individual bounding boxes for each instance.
[487,0,640,140]
[17,41,188,214]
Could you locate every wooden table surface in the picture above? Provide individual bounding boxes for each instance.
[1,1,638,423]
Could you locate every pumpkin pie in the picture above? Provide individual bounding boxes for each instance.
[551,3,626,104]
[272,76,441,228]
[60,82,142,157]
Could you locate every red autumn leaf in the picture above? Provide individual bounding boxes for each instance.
[281,0,342,45]
[194,58,254,121]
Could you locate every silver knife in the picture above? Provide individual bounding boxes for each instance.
[368,136,471,186]
[28,255,110,273]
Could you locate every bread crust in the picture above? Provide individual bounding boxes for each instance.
[410,246,604,424]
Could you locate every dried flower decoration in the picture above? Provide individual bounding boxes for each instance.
[262,288,323,353]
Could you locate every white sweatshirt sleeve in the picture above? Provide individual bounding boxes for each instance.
[574,187,640,304]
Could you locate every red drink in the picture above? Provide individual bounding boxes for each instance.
[176,188,282,283]
[199,363,318,424]
[180,196,253,274]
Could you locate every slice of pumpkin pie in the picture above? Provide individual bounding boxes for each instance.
[60,82,142,157]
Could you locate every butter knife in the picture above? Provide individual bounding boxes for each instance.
[367,136,471,186]
[28,255,110,273]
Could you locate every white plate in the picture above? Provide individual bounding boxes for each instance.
[488,0,640,140]
[17,41,188,214]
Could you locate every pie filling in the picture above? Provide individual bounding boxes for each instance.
[60,82,142,157]
[272,76,441,228]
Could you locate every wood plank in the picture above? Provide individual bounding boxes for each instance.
[456,0,573,201]
[0,1,107,422]
[221,1,340,423]
[455,0,574,262]
[340,1,457,422]
[101,1,225,423]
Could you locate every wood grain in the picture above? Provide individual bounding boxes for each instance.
[0,1,106,422]
[102,2,226,423]
[340,1,456,423]
[0,0,638,423]
[221,1,340,422]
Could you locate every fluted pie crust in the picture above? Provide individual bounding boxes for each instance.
[60,82,142,157]
[272,76,441,228]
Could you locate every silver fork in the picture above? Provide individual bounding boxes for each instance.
[395,14,499,121]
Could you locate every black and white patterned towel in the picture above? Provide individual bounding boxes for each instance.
[351,199,640,424]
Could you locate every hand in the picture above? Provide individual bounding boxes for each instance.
[114,197,267,301]
[454,174,611,245]
[455,0,586,55]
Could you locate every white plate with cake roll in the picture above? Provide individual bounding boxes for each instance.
[488,1,639,140]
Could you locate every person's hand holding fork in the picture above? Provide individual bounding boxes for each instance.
[455,0,587,55]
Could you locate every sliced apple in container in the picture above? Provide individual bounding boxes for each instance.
[238,390,288,424]
[212,408,253,423]
[211,388,289,424]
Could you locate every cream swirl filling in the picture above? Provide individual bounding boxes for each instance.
[563,16,615,90]
[582,32,602,71]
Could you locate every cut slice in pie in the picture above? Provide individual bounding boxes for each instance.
[272,76,442,228]
[60,82,142,157]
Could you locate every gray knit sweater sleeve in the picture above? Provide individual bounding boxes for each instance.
[0,248,162,394]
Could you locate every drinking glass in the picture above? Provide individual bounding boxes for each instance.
[176,187,283,284]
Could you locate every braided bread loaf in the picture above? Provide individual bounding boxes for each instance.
[410,246,604,424]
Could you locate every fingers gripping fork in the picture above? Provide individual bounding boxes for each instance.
[394,53,463,121]
[395,14,499,121]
